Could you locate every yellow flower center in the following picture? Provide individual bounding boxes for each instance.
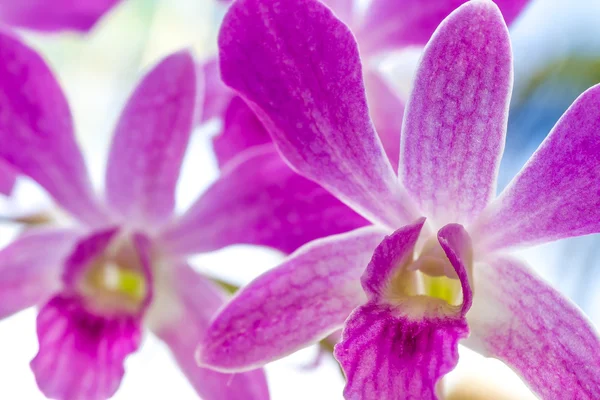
[384,236,471,319]
[79,239,150,315]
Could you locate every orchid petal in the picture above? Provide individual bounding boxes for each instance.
[197,227,387,372]
[0,0,121,32]
[360,218,424,298]
[153,264,269,400]
[218,0,417,228]
[199,58,234,124]
[465,256,600,399]
[105,51,198,227]
[335,223,473,399]
[357,0,529,55]
[160,146,368,255]
[400,0,512,227]
[362,221,473,313]
[0,228,80,320]
[31,294,142,400]
[0,32,105,226]
[364,70,404,172]
[335,303,468,400]
[212,97,271,169]
[61,228,119,287]
[474,84,600,252]
[0,160,17,196]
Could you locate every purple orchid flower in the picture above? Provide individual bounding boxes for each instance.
[197,0,600,398]
[0,0,121,32]
[0,32,274,400]
[202,0,529,255]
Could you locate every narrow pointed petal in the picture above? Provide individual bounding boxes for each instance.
[335,223,473,399]
[0,228,80,319]
[0,32,105,226]
[105,52,198,227]
[31,294,142,400]
[160,146,368,255]
[0,0,121,32]
[199,58,234,123]
[357,0,529,55]
[0,161,17,196]
[364,71,404,172]
[197,227,387,371]
[400,0,513,227]
[153,264,269,400]
[465,257,600,399]
[474,84,600,252]
[219,0,417,228]
[212,97,271,168]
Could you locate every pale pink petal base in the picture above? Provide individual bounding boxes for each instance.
[198,227,387,371]
[154,264,269,400]
[31,295,142,400]
[466,257,600,399]
[335,303,467,400]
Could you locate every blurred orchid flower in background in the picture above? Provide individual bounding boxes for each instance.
[0,32,273,399]
[197,0,600,398]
